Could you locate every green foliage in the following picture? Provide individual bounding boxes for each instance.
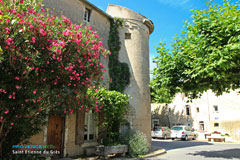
[152,0,240,100]
[0,0,108,157]
[108,18,130,92]
[87,88,129,145]
[120,129,149,157]
[150,79,174,103]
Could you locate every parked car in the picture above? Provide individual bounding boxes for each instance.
[170,126,197,140]
[152,126,171,139]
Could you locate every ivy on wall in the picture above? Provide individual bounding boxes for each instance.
[108,18,130,93]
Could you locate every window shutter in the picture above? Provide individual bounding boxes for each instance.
[98,111,105,141]
[75,111,85,145]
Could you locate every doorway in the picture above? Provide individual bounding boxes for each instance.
[47,116,64,157]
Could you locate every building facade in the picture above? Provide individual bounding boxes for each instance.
[29,0,154,157]
[151,90,240,141]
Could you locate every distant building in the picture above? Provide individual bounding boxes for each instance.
[29,0,154,158]
[151,90,240,141]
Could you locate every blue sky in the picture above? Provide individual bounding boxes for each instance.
[88,0,234,73]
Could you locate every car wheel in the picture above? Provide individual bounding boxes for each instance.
[164,135,167,140]
[172,138,175,140]
[185,136,188,141]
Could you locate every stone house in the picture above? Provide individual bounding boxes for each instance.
[29,0,154,158]
[151,90,240,141]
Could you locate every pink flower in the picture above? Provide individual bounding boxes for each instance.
[62,29,71,37]
[31,37,36,43]
[11,122,14,126]
[6,38,13,45]
[16,86,22,89]
[55,48,61,55]
[41,8,45,13]
[19,0,23,4]
[8,95,12,99]
[4,110,9,114]
[40,28,46,36]
[5,28,10,34]
[33,89,37,94]
[88,25,92,30]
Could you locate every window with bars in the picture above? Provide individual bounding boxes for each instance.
[84,110,95,141]
[84,8,91,22]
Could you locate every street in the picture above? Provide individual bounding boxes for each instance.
[148,139,240,160]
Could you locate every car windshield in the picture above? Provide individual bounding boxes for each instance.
[171,127,183,131]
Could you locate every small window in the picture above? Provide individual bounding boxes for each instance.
[214,123,219,127]
[213,105,218,112]
[84,110,95,141]
[125,33,131,39]
[196,107,199,113]
[186,105,190,115]
[84,8,91,22]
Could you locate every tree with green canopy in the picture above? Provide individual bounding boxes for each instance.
[151,0,240,102]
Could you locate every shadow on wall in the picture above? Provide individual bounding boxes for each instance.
[188,148,240,159]
[152,105,193,128]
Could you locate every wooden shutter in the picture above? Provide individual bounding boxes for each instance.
[75,111,85,145]
[98,111,105,141]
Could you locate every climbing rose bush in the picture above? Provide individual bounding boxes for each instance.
[0,0,109,156]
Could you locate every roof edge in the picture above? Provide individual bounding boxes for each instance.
[81,0,113,19]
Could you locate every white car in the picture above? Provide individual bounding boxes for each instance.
[152,127,171,139]
[171,126,197,140]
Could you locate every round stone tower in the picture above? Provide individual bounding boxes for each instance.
[107,5,154,144]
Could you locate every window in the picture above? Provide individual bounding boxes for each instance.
[214,123,219,127]
[186,105,190,116]
[84,110,95,141]
[199,121,204,131]
[171,127,183,131]
[213,105,218,112]
[196,107,199,113]
[125,33,131,39]
[84,8,91,22]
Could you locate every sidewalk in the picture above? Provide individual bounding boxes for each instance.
[57,146,166,160]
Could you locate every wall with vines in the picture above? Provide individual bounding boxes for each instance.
[108,18,130,93]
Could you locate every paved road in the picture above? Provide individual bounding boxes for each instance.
[148,139,240,160]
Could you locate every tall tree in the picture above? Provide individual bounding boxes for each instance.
[152,0,240,102]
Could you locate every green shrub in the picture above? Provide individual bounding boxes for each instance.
[120,129,149,157]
